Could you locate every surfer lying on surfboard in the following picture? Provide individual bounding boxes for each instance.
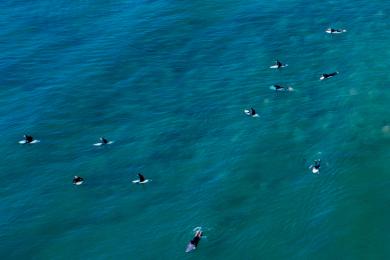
[320,72,338,80]
[270,85,294,92]
[326,28,346,34]
[186,230,203,253]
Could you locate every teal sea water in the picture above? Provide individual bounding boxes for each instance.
[1,0,389,259]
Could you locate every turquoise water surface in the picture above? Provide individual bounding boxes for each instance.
[0,0,389,259]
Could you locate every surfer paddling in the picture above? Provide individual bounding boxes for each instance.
[186,230,203,253]
[320,72,338,80]
[326,28,346,34]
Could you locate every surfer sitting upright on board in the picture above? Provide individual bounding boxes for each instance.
[24,134,34,143]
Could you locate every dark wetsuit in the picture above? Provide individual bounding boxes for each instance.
[274,85,284,90]
[276,61,282,68]
[101,138,108,144]
[138,174,145,182]
[73,177,84,184]
[25,135,33,143]
[314,161,320,170]
[250,108,256,116]
[190,235,201,247]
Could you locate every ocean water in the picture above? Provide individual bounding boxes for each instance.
[0,0,389,259]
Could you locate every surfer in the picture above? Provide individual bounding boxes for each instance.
[138,173,145,183]
[24,134,34,143]
[273,85,285,91]
[132,173,150,184]
[321,72,338,80]
[250,108,256,116]
[186,230,203,252]
[326,28,345,34]
[311,160,321,174]
[275,60,283,68]
[100,137,109,144]
[73,176,84,185]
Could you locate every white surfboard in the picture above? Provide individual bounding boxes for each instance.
[244,110,259,117]
[74,181,84,185]
[132,179,151,184]
[19,140,40,144]
[270,64,288,69]
[185,243,196,253]
[93,141,114,146]
[326,29,346,34]
[312,168,319,174]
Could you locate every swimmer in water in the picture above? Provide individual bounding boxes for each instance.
[186,230,203,252]
[24,135,34,143]
[73,176,84,185]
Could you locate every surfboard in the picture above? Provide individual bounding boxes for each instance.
[244,110,259,117]
[270,64,288,69]
[93,141,114,146]
[312,168,320,174]
[74,181,84,185]
[19,140,40,144]
[326,29,346,34]
[185,243,196,253]
[132,179,151,184]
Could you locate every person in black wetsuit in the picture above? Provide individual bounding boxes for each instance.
[190,230,202,248]
[274,85,285,91]
[276,60,283,68]
[73,176,84,185]
[250,108,256,116]
[24,135,34,143]
[100,137,109,144]
[328,28,343,33]
[314,160,321,171]
[322,72,338,79]
[138,173,145,182]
